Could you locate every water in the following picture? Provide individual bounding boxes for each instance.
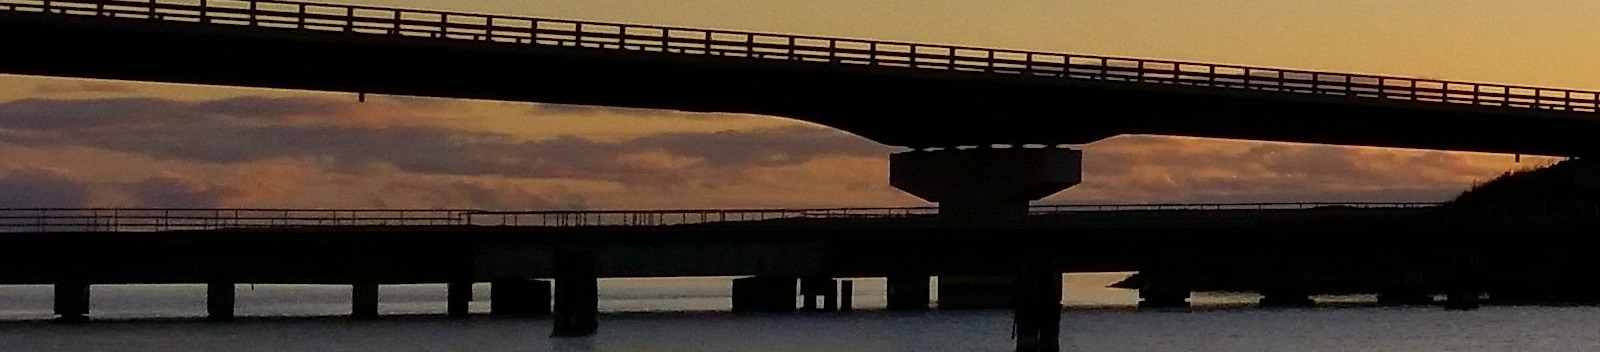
[2,274,1597,351]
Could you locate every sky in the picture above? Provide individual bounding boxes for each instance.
[0,0,1589,210]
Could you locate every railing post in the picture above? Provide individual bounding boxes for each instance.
[1025,53,1034,75]
[576,22,585,47]
[947,47,955,70]
[487,17,499,41]
[199,0,207,23]
[909,45,918,68]
[987,50,995,73]
[345,7,353,32]
[869,42,877,65]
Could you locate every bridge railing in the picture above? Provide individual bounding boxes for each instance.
[0,203,1441,232]
[3,0,1597,113]
[0,208,474,232]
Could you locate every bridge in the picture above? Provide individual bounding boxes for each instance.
[4,1,1599,350]
[0,202,1436,232]
[3,203,1599,345]
[1,0,1598,155]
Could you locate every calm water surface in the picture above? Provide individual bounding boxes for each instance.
[1,274,1595,352]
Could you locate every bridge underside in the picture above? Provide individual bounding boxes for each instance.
[2,12,1599,155]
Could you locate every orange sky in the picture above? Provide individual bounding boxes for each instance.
[0,0,1580,210]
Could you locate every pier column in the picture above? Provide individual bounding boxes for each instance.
[1443,251,1483,310]
[1014,254,1061,352]
[206,283,236,321]
[1258,265,1315,308]
[352,283,379,319]
[1138,269,1192,310]
[491,279,551,317]
[840,280,855,312]
[732,276,797,312]
[552,251,599,337]
[938,275,1015,309]
[1379,261,1435,306]
[53,283,90,323]
[890,147,1082,226]
[886,275,930,310]
[448,282,474,318]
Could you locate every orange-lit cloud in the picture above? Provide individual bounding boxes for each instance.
[0,89,1554,210]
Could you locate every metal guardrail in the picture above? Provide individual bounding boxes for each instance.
[2,0,1598,113]
[0,208,474,232]
[0,203,1442,232]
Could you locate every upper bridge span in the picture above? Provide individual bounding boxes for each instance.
[2,0,1599,155]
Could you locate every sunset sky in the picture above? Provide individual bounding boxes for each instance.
[0,0,1588,210]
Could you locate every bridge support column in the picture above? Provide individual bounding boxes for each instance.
[1443,252,1483,311]
[840,280,855,312]
[938,275,1014,309]
[732,276,797,312]
[1014,254,1061,352]
[491,280,550,317]
[448,282,475,318]
[800,277,837,311]
[352,283,379,319]
[552,251,598,337]
[1258,265,1315,308]
[53,283,90,323]
[1138,269,1192,310]
[207,283,236,321]
[1379,260,1435,306]
[885,276,930,310]
[890,147,1082,225]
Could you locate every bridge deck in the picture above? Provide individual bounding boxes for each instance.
[4,0,1600,154]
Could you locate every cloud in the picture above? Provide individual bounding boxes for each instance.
[0,96,1545,210]
[0,97,890,189]
[119,176,243,208]
[1051,135,1548,204]
[528,103,741,120]
[0,167,92,208]
[30,82,137,95]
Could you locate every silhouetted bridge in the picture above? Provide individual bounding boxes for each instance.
[5,202,1600,351]
[0,202,1437,232]
[3,0,1600,154]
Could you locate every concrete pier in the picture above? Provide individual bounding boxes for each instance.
[490,279,551,317]
[840,280,855,312]
[885,276,930,310]
[1445,292,1482,310]
[938,275,1014,309]
[1014,255,1062,352]
[890,147,1082,225]
[1259,291,1315,308]
[352,283,379,319]
[732,276,797,312]
[552,251,599,337]
[206,283,235,321]
[1138,269,1193,310]
[53,283,89,323]
[447,282,473,318]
